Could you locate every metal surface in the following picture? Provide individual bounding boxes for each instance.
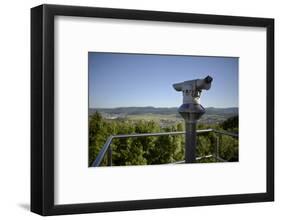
[196,154,213,160]
[172,154,213,164]
[173,76,213,163]
[91,136,113,167]
[173,76,213,104]
[91,129,237,167]
[107,147,112,166]
[185,121,197,163]
[213,129,238,138]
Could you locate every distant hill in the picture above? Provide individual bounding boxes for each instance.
[203,107,238,116]
[89,106,238,117]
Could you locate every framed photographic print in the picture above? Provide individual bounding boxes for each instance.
[31,4,274,216]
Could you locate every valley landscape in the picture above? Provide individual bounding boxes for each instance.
[89,106,238,127]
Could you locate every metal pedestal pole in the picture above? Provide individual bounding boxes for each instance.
[185,120,197,163]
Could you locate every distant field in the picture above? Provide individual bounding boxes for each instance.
[127,113,179,121]
[125,113,228,126]
[90,106,238,126]
[125,113,182,127]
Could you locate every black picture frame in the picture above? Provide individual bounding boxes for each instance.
[31,4,274,216]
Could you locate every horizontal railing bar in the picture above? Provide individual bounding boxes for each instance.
[196,154,213,160]
[111,129,213,139]
[112,131,184,138]
[172,160,185,164]
[171,154,214,164]
[213,129,238,138]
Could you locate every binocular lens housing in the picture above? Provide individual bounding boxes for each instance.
[173,75,213,92]
[204,76,213,83]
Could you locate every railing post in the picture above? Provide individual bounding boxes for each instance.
[219,134,222,158]
[215,134,222,161]
[215,135,219,161]
[107,146,112,166]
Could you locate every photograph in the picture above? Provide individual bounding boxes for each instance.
[88,52,239,167]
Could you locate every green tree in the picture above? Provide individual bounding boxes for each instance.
[221,115,239,133]
[89,113,239,166]
[89,112,109,165]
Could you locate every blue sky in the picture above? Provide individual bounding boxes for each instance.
[89,52,238,108]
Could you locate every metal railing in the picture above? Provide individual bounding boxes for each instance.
[91,129,238,167]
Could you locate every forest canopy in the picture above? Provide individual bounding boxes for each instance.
[89,112,238,166]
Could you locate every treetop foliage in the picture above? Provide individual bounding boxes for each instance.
[89,112,238,166]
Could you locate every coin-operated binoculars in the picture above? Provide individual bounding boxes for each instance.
[173,76,213,163]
